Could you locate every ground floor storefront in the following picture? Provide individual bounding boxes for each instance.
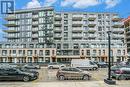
[0,56,128,63]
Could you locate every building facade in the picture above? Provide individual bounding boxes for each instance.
[0,7,127,63]
[124,16,130,58]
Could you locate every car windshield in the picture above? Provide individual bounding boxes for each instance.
[49,63,60,65]
[70,68,82,72]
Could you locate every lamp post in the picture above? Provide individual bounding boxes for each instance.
[104,31,116,85]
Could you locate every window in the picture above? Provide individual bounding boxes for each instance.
[18,50,22,55]
[27,50,32,56]
[45,50,50,55]
[64,26,68,31]
[29,44,34,48]
[93,50,96,56]
[12,50,16,54]
[39,50,43,56]
[64,20,68,24]
[111,50,113,56]
[86,50,90,56]
[63,44,69,49]
[64,14,68,18]
[117,50,121,55]
[57,44,61,49]
[64,32,68,37]
[73,43,79,49]
[2,50,7,56]
[103,50,105,55]
[81,50,84,55]
[73,50,79,55]
[99,50,101,55]
[98,26,102,31]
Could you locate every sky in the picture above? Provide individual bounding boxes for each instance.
[0,0,130,40]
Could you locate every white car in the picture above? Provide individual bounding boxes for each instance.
[48,62,66,69]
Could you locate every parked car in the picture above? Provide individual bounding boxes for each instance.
[0,68,38,82]
[71,59,98,70]
[0,63,17,68]
[111,67,130,80]
[97,62,108,68]
[111,64,126,74]
[23,63,40,69]
[48,62,66,69]
[56,67,91,80]
[16,67,39,77]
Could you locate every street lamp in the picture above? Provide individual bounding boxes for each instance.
[104,31,116,85]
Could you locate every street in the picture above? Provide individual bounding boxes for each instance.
[0,67,130,87]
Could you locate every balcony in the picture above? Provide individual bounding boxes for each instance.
[32,34,38,38]
[3,29,19,33]
[32,28,38,32]
[45,33,53,37]
[88,34,96,38]
[4,23,18,27]
[5,16,19,21]
[54,15,62,20]
[54,21,62,26]
[88,21,96,27]
[54,28,62,32]
[112,28,124,33]
[88,15,97,21]
[54,34,62,38]
[72,15,83,20]
[112,22,123,28]
[72,21,83,27]
[88,28,96,33]
[72,28,82,32]
[32,15,38,20]
[72,34,82,38]
[112,34,124,39]
[112,16,120,21]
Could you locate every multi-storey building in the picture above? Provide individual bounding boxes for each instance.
[0,7,127,63]
[124,16,130,58]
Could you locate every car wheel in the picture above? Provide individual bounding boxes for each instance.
[23,76,30,82]
[58,75,65,80]
[93,67,97,70]
[118,75,126,80]
[49,66,53,69]
[83,75,89,80]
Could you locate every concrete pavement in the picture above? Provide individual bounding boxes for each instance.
[0,81,130,87]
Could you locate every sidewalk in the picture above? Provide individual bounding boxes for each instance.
[0,81,130,87]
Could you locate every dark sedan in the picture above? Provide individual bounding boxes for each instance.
[97,62,108,68]
[0,68,38,82]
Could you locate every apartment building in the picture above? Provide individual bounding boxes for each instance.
[124,16,130,58]
[0,7,127,63]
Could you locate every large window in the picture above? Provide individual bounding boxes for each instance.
[27,50,32,56]
[86,50,90,56]
[45,50,50,55]
[63,44,69,49]
[2,50,7,56]
[117,50,121,55]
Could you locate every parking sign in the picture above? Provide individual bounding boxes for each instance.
[1,0,14,14]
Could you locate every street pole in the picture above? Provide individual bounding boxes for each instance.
[104,31,116,85]
[108,31,111,80]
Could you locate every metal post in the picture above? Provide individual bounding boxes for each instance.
[108,31,111,80]
[104,31,116,85]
